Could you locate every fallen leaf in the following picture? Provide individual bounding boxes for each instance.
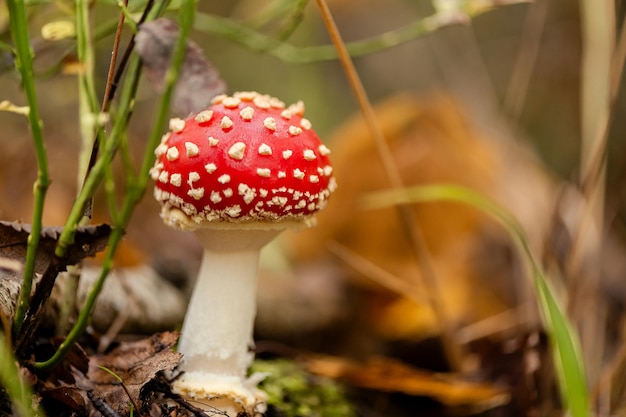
[0,221,111,320]
[74,331,181,416]
[302,354,510,409]
[135,18,227,116]
[40,385,88,416]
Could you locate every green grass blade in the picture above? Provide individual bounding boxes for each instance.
[363,183,590,417]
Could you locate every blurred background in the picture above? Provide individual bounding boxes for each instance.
[1,0,626,415]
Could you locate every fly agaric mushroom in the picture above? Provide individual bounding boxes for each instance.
[150,91,336,415]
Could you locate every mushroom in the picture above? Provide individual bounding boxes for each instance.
[150,91,336,415]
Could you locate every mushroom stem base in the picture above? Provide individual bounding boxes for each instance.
[173,374,267,416]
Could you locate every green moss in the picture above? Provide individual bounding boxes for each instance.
[250,359,355,417]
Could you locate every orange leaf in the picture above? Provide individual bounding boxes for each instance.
[303,355,510,409]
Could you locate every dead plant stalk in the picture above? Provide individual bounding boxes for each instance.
[314,0,466,372]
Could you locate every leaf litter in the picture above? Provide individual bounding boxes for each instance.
[41,332,183,417]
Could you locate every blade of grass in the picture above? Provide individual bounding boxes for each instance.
[7,0,50,337]
[97,365,140,414]
[363,184,590,417]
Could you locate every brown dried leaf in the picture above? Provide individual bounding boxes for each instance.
[74,332,181,416]
[303,355,510,409]
[40,386,88,415]
[135,18,227,116]
[0,221,111,319]
[0,221,111,274]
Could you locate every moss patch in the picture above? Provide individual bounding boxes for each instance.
[251,359,355,417]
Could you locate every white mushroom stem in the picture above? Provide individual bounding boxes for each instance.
[172,223,284,416]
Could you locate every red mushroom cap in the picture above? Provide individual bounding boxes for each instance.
[151,91,337,230]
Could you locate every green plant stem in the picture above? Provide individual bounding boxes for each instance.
[244,0,300,28]
[35,0,197,371]
[52,0,161,261]
[76,0,107,189]
[116,0,137,33]
[33,53,142,370]
[363,184,590,417]
[244,0,308,42]
[8,0,50,337]
[14,0,162,354]
[97,365,140,413]
[194,8,490,63]
[274,0,309,42]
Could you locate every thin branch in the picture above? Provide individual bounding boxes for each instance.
[80,0,147,218]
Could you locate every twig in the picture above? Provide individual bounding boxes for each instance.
[7,0,50,337]
[314,0,466,372]
[80,0,149,218]
[103,0,131,108]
